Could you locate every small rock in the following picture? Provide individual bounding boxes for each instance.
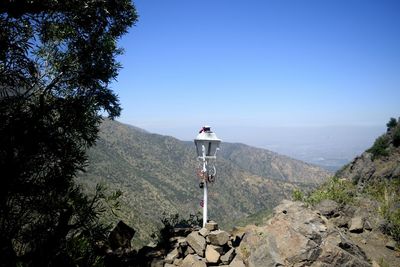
[221,248,236,264]
[199,228,210,237]
[173,258,183,266]
[194,261,207,267]
[228,257,246,267]
[182,254,207,267]
[184,246,195,256]
[361,239,367,244]
[364,220,373,231]
[332,216,349,228]
[315,199,339,218]
[386,240,397,250]
[209,244,224,254]
[186,232,206,257]
[205,221,218,231]
[349,216,364,233]
[208,230,230,246]
[165,248,179,264]
[205,245,220,264]
[319,225,327,232]
[164,264,174,267]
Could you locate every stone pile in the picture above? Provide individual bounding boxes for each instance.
[163,221,245,267]
[238,200,372,266]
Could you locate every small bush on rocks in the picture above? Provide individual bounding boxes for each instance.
[304,177,356,205]
[365,179,400,243]
[292,189,304,202]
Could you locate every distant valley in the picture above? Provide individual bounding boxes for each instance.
[78,120,331,246]
[145,125,385,171]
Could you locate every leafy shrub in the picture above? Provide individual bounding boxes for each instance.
[234,208,272,227]
[367,135,390,159]
[292,189,304,201]
[392,125,400,147]
[305,177,356,205]
[365,179,400,243]
[388,208,400,243]
[386,117,398,130]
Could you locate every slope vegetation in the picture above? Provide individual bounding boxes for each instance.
[78,119,330,246]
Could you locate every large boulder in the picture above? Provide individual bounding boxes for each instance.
[205,245,220,264]
[238,200,371,267]
[315,199,339,218]
[186,231,206,257]
[208,230,230,246]
[205,221,219,231]
[221,248,235,264]
[349,216,364,233]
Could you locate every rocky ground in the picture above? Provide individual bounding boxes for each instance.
[237,199,399,267]
[103,220,246,267]
[103,198,399,266]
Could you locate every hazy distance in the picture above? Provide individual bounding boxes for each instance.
[126,123,386,172]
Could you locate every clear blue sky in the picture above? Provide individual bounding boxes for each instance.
[112,0,400,144]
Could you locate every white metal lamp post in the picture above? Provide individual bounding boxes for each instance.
[194,126,221,227]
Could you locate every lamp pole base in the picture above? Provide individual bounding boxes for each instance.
[203,181,207,227]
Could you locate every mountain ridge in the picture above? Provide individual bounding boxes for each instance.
[100,118,400,267]
[78,119,331,246]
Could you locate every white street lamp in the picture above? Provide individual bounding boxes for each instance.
[194,126,221,227]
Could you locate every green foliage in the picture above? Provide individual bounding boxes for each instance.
[304,177,356,205]
[0,1,137,266]
[292,188,305,201]
[66,234,105,267]
[364,179,400,243]
[232,208,272,227]
[387,117,398,130]
[392,125,400,147]
[388,209,400,244]
[367,135,390,159]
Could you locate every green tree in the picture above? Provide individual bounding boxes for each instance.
[0,1,137,266]
[386,117,398,131]
[367,135,390,159]
[393,125,400,147]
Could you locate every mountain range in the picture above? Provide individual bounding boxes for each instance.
[78,119,331,246]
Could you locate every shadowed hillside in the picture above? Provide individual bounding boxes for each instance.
[78,119,330,246]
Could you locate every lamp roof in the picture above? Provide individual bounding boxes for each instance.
[194,126,221,142]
